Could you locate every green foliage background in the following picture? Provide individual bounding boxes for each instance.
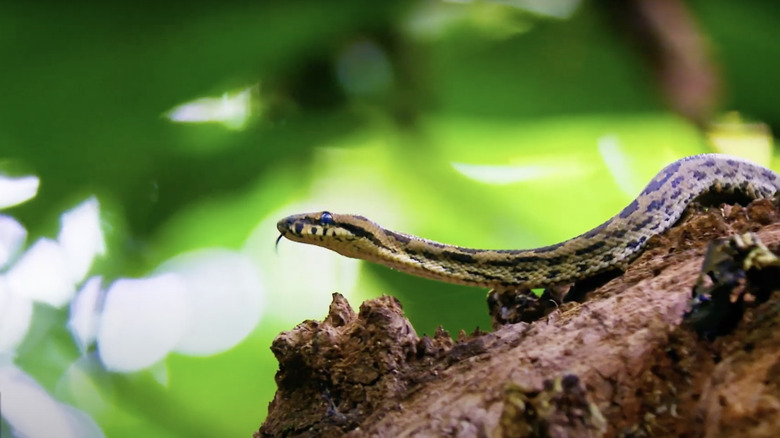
[2,1,779,437]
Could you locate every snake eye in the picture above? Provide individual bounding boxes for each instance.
[320,211,334,225]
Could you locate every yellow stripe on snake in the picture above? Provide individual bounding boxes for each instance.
[277,155,779,295]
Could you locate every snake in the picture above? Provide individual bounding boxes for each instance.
[276,154,779,293]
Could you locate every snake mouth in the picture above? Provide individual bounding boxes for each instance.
[276,216,293,233]
[275,217,293,250]
[276,215,311,248]
[277,215,311,236]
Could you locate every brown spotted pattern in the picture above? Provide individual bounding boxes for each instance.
[277,154,780,290]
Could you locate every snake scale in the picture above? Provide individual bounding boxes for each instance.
[277,154,780,293]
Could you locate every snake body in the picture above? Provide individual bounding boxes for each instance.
[277,154,780,290]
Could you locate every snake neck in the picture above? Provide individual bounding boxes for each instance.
[358,225,630,289]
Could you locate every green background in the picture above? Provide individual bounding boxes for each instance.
[2,1,779,437]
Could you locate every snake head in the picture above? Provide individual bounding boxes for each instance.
[276,211,385,258]
[276,211,338,240]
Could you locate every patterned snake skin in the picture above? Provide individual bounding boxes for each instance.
[277,154,780,291]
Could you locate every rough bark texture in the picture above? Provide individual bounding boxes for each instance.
[257,200,780,438]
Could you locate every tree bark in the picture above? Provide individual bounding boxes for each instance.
[256,200,780,438]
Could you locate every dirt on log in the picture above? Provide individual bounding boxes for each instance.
[256,200,780,438]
